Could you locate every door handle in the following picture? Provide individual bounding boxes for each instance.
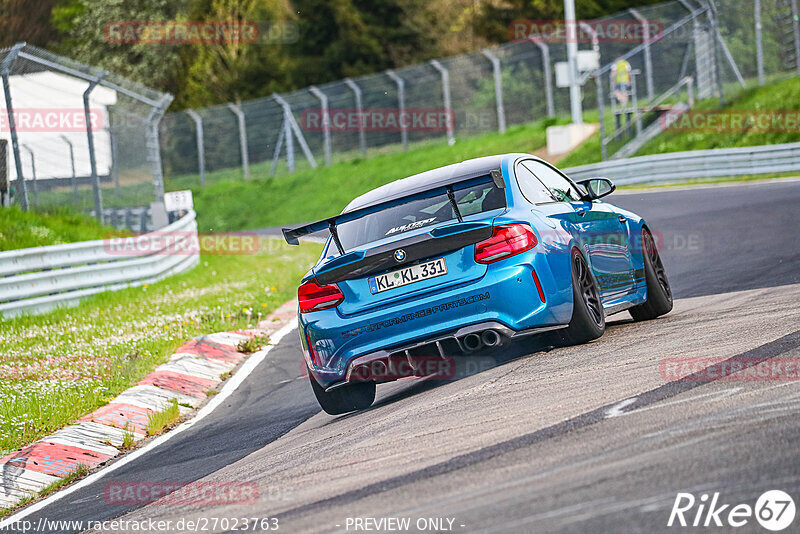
[618,215,626,223]
[576,209,587,217]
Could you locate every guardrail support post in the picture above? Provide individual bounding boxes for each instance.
[528,37,555,118]
[185,110,206,186]
[629,8,655,102]
[1,42,27,211]
[481,49,506,133]
[344,78,367,156]
[309,86,332,165]
[21,144,38,207]
[227,103,250,179]
[386,70,409,151]
[429,60,455,146]
[84,72,106,223]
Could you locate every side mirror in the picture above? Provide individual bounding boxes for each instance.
[577,177,616,201]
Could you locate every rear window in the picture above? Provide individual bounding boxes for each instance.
[330,179,505,255]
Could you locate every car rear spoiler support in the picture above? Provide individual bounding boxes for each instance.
[281,169,506,249]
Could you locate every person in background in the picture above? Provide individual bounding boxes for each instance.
[611,56,632,132]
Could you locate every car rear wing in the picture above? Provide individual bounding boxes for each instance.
[282,169,505,254]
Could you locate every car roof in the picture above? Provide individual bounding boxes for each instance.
[342,153,538,213]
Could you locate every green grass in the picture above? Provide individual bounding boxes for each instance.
[0,238,322,455]
[0,205,122,252]
[236,334,271,354]
[184,118,562,232]
[146,399,180,436]
[38,464,89,498]
[560,77,800,168]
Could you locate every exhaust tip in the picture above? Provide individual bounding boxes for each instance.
[354,359,387,381]
[481,329,501,347]
[463,333,483,352]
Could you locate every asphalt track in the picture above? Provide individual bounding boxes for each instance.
[5,178,800,534]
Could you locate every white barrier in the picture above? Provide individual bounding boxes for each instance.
[565,142,800,184]
[0,211,199,318]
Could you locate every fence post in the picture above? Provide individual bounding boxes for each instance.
[60,135,78,203]
[110,128,120,196]
[528,37,554,118]
[1,42,27,211]
[595,75,608,162]
[147,95,173,204]
[272,93,317,171]
[792,0,800,76]
[629,8,654,102]
[386,70,409,151]
[185,110,206,186]
[344,78,366,156]
[481,49,506,133]
[632,72,642,136]
[21,144,38,207]
[309,86,332,165]
[429,60,455,146]
[284,106,295,173]
[227,103,250,179]
[755,0,765,85]
[84,72,106,223]
[707,3,725,104]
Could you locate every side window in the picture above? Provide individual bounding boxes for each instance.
[515,163,554,204]
[522,161,582,202]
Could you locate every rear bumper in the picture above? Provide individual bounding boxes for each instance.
[325,320,566,392]
[301,251,574,388]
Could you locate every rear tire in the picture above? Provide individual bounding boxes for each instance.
[308,368,376,415]
[560,249,605,345]
[630,228,673,321]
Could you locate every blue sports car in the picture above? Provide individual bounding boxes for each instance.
[283,154,672,414]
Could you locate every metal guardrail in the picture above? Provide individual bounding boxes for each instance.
[564,142,800,184]
[0,211,199,318]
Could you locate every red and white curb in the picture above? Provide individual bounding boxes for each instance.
[0,300,298,512]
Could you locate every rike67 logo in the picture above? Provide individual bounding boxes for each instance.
[669,490,796,531]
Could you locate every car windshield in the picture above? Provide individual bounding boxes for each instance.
[329,178,505,255]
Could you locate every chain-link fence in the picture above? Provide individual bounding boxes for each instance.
[0,43,172,228]
[2,0,798,219]
[160,0,800,186]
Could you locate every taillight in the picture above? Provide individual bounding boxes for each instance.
[298,279,344,313]
[475,224,537,264]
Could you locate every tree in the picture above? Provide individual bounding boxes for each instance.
[52,0,185,95]
[0,0,61,48]
[179,0,296,107]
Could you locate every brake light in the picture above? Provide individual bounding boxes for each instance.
[298,279,344,313]
[475,224,537,264]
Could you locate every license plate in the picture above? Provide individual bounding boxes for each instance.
[369,258,447,294]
